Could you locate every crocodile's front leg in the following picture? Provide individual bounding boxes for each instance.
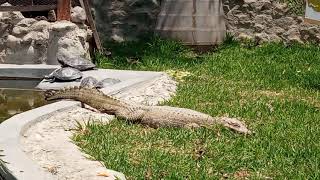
[114,105,146,122]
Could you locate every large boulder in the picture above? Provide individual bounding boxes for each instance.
[71,6,87,24]
[47,21,92,65]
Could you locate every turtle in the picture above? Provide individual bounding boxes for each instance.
[96,78,121,88]
[80,76,101,89]
[57,56,96,71]
[44,67,82,82]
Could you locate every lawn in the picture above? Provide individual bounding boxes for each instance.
[73,37,320,179]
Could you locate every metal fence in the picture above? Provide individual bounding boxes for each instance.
[0,0,81,12]
[0,0,82,6]
[0,0,57,6]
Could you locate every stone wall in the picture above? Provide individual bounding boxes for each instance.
[92,0,160,42]
[93,0,320,45]
[224,0,320,44]
[0,4,91,65]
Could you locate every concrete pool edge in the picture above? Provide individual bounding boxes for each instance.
[0,65,177,180]
[0,64,59,79]
[0,101,80,180]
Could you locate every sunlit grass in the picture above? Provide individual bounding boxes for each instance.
[74,37,320,179]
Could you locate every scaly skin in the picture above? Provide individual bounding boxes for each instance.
[44,87,251,134]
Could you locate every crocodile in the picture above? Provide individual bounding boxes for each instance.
[44,87,251,134]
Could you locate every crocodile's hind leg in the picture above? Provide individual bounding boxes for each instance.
[80,103,101,113]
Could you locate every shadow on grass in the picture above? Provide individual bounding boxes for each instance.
[95,35,206,70]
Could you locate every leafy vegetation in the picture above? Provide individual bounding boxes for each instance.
[281,0,305,14]
[74,37,320,179]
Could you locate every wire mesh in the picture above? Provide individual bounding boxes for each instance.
[33,0,57,5]
[1,0,80,6]
[0,0,58,6]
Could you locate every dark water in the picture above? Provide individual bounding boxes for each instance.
[0,79,50,123]
[0,89,49,123]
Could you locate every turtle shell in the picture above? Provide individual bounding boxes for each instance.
[46,67,82,81]
[80,76,99,88]
[58,57,96,71]
[96,78,121,88]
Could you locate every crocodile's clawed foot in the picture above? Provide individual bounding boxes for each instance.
[184,123,200,129]
[44,90,57,101]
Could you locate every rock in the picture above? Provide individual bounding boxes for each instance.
[71,6,87,24]
[51,21,77,32]
[251,0,272,11]
[22,32,35,43]
[6,35,20,48]
[296,16,304,24]
[254,14,273,24]
[48,10,57,22]
[0,3,24,22]
[244,0,257,4]
[275,17,296,29]
[12,26,29,36]
[268,34,282,43]
[47,22,91,65]
[273,2,288,12]
[236,13,251,24]
[254,23,265,32]
[35,16,47,21]
[285,27,303,44]
[287,35,303,44]
[254,32,270,44]
[237,33,254,41]
[0,14,91,64]
[267,26,285,35]
[111,34,125,42]
[30,20,51,31]
[16,18,37,27]
[224,0,320,45]
[34,32,49,45]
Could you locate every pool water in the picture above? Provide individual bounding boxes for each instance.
[0,89,49,123]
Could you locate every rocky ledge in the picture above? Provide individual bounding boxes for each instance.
[0,3,92,64]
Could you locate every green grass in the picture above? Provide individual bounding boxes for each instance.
[281,0,305,14]
[73,37,320,179]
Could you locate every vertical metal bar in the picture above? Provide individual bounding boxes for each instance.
[57,0,71,21]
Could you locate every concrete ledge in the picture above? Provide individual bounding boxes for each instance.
[37,68,164,91]
[0,64,59,79]
[0,101,79,180]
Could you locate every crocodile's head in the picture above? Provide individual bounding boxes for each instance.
[220,117,252,135]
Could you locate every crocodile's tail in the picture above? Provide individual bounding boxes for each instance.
[44,86,104,101]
